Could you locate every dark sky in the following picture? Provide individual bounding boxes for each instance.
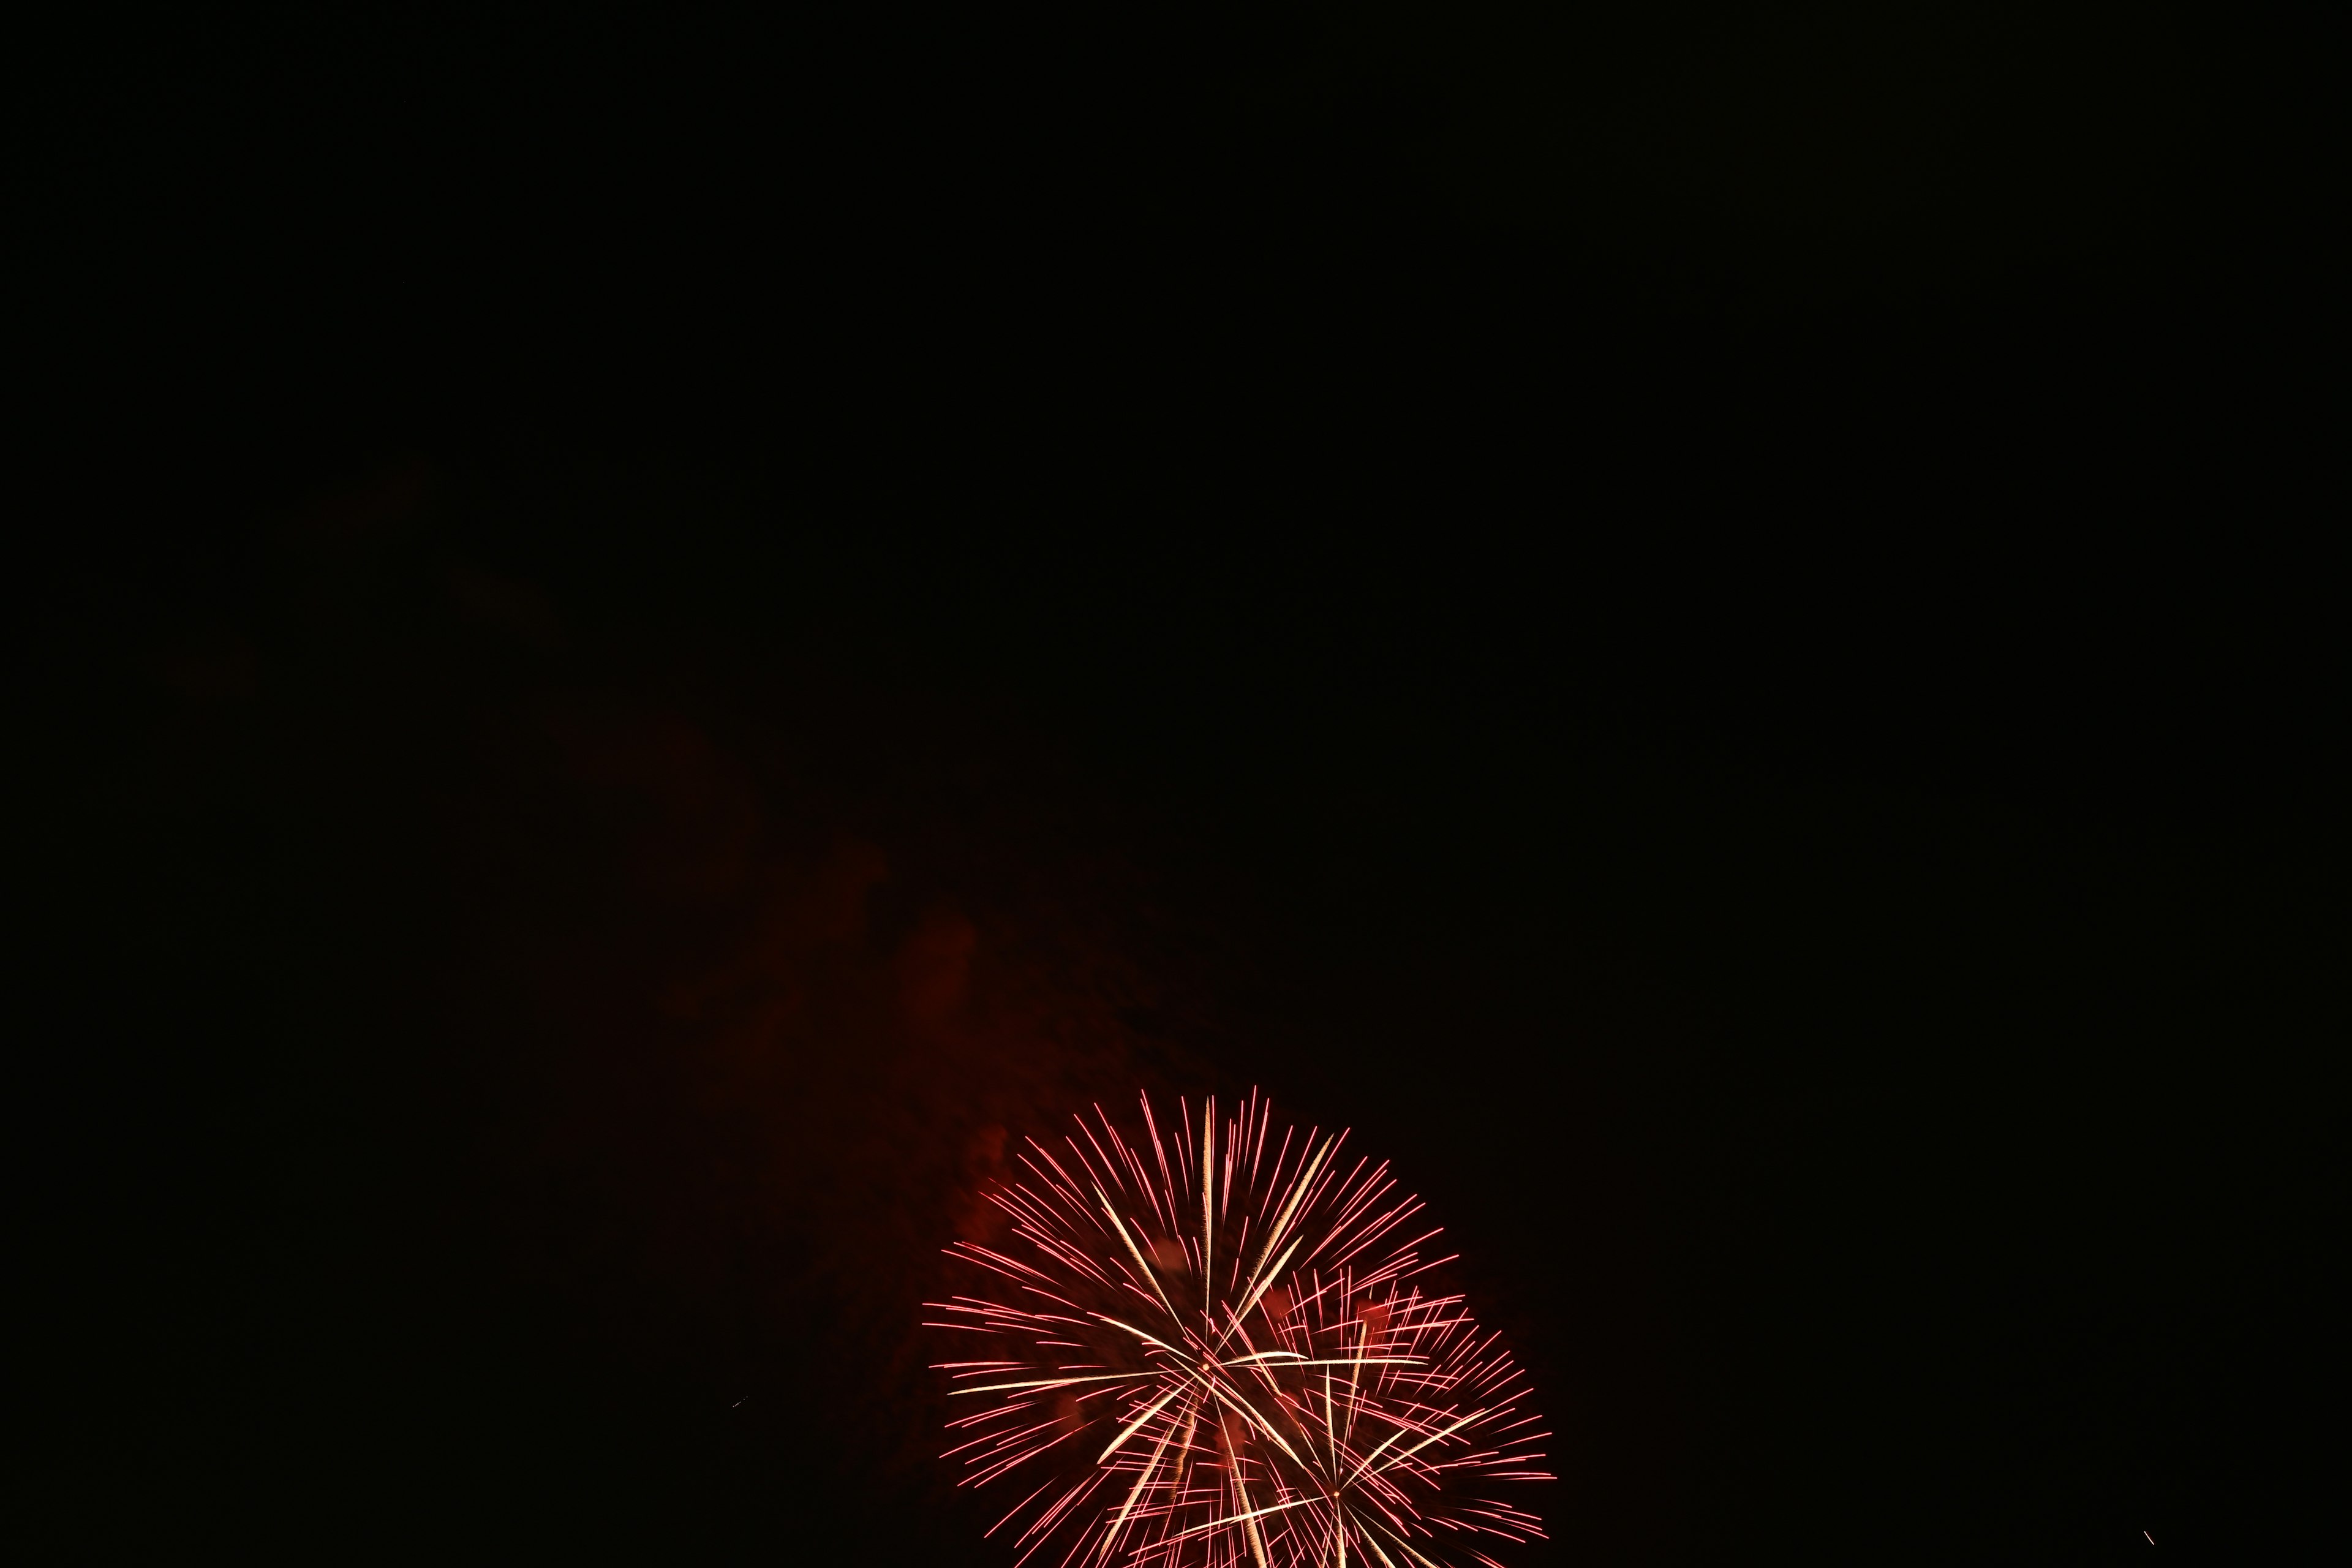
[20,6,2344,1566]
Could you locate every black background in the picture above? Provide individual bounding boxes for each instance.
[19,5,2345,1564]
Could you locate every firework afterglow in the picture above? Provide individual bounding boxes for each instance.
[927,1091,1552,1567]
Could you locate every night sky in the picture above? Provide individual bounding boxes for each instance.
[21,6,2345,1564]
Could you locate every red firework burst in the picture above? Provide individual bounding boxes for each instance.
[927,1091,1553,1568]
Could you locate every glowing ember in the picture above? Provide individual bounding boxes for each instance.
[927,1091,1553,1567]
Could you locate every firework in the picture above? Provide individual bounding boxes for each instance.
[927,1091,1552,1568]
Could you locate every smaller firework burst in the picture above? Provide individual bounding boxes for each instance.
[927,1091,1552,1567]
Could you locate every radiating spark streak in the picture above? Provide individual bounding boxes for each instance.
[970,1417,1100,1488]
[1231,1235,1304,1325]
[928,1093,1547,1567]
[1230,1110,1253,1240]
[1322,1204,1429,1273]
[1359,1408,1493,1480]
[1031,1468,1120,1544]
[951,1370,1155,1395]
[1262,1122,1295,1214]
[1217,1396,1277,1568]
[1020,1471,1120,1568]
[1023,1140,1095,1213]
[989,1476,1065,1537]
[1090,1313,1183,1355]
[1099,1189,1182,1318]
[1094,1388,1188,1566]
[1077,1117,1127,1197]
[1201,1095,1216,1329]
[1362,1518,1449,1568]
[1251,1135,1334,1291]
[1140,1092,1177,1199]
[1205,1379,1308,1470]
[1357,1524,1403,1568]
[1099,1380,1191,1462]
[1155,1495,1319,1547]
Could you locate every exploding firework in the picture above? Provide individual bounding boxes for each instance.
[927,1091,1552,1567]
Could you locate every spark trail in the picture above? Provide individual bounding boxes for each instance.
[927,1091,1553,1567]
